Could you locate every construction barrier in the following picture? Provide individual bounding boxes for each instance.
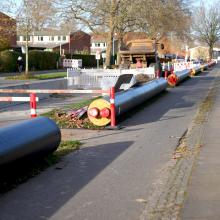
[0,94,39,118]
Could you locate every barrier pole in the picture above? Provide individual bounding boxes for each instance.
[156,70,160,78]
[30,93,37,118]
[110,87,116,127]
[165,70,168,79]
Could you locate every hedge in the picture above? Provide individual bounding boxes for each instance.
[0,50,60,72]
[0,51,102,72]
[29,50,59,70]
[0,50,20,72]
[65,54,100,67]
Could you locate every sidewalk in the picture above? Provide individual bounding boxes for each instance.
[181,76,220,219]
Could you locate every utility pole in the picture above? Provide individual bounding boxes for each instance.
[24,0,29,76]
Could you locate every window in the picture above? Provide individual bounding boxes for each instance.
[16,36,20,41]
[58,36,61,41]
[95,43,100,47]
[23,36,30,41]
[63,36,66,41]
[50,36,54,41]
[38,36,43,41]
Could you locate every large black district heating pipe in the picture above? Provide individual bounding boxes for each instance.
[0,117,61,166]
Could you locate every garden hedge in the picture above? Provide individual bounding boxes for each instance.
[29,50,59,70]
[0,50,20,72]
[0,50,59,72]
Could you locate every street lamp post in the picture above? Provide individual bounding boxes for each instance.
[112,33,117,65]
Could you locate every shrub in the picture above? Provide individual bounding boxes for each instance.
[29,50,59,70]
[0,50,20,72]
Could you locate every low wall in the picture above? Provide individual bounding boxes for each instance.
[0,78,67,108]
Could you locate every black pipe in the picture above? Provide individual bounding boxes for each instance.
[0,117,61,165]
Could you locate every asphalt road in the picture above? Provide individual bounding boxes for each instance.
[0,66,218,220]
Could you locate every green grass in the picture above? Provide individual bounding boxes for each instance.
[0,140,81,194]
[35,72,66,80]
[6,72,66,80]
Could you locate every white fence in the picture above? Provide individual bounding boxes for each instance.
[173,62,201,72]
[67,67,155,89]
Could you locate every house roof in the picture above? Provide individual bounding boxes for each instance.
[0,11,15,20]
[91,33,108,43]
[123,32,148,43]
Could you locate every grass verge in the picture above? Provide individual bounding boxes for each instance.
[6,72,66,80]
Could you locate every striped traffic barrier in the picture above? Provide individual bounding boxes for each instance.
[0,94,39,118]
[30,93,37,118]
[0,89,109,94]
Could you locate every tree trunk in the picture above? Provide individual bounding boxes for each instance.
[105,0,116,68]
[209,45,213,60]
[105,31,113,68]
[116,37,123,66]
[25,30,29,76]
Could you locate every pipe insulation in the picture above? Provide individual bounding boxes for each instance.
[88,78,168,126]
[0,117,61,165]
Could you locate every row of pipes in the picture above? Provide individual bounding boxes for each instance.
[87,61,216,127]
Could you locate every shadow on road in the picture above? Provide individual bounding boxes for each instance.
[0,141,133,220]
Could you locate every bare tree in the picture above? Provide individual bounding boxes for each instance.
[136,0,191,40]
[17,0,57,31]
[55,0,138,67]
[16,0,58,76]
[55,0,192,67]
[192,1,220,59]
[16,0,33,76]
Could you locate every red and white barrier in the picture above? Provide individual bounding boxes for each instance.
[0,89,109,94]
[0,88,117,126]
[30,93,37,118]
[110,87,116,127]
[0,93,39,118]
[0,97,39,102]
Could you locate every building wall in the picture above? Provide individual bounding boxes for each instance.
[0,12,16,47]
[90,42,107,55]
[53,31,91,54]
[17,35,69,44]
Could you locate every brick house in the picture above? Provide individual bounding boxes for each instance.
[0,12,17,47]
[53,31,90,55]
[17,30,90,55]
